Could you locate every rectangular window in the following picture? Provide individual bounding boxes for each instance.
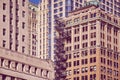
[22,0,25,6]
[22,22,25,29]
[59,13,63,17]
[22,11,25,17]
[54,3,58,7]
[3,40,6,47]
[59,7,63,11]
[3,3,6,10]
[54,9,57,13]
[22,46,25,53]
[22,35,25,42]
[3,28,6,35]
[59,2,63,6]
[3,15,6,22]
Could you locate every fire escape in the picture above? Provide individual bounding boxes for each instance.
[54,18,71,80]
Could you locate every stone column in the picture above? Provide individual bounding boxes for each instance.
[0,75,2,80]
[5,76,11,80]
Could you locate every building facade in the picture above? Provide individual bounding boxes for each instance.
[97,0,120,17]
[55,4,120,80]
[38,0,49,59]
[0,0,55,80]
[0,47,54,80]
[39,0,120,60]
[0,0,29,54]
[49,0,85,60]
[28,2,38,57]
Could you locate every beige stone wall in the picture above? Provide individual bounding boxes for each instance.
[38,1,49,59]
[0,47,54,80]
[0,0,29,54]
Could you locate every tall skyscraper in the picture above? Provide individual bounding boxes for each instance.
[40,0,120,60]
[97,0,120,17]
[49,0,85,60]
[38,0,120,61]
[38,0,49,59]
[55,2,120,80]
[0,0,54,80]
[28,2,38,57]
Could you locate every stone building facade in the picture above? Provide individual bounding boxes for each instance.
[0,47,54,80]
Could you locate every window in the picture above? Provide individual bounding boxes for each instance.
[82,34,88,40]
[74,28,79,34]
[22,0,25,6]
[82,26,88,32]
[68,54,71,59]
[59,7,63,11]
[74,36,79,42]
[101,66,106,73]
[54,9,57,13]
[15,44,18,51]
[101,57,106,64]
[90,65,96,72]
[3,40,6,47]
[90,48,96,55]
[59,13,63,17]
[82,15,88,20]
[81,59,88,65]
[73,52,79,58]
[74,77,79,80]
[68,62,71,67]
[73,68,79,74]
[22,11,25,17]
[82,42,88,48]
[22,35,25,42]
[3,3,6,10]
[90,57,96,63]
[74,44,79,50]
[3,15,6,22]
[90,13,96,18]
[22,46,25,53]
[59,2,63,6]
[74,60,79,66]
[100,49,106,56]
[3,28,6,35]
[81,67,88,73]
[22,22,25,29]
[90,74,96,80]
[81,50,88,57]
[90,41,96,46]
[91,32,96,38]
[54,3,58,7]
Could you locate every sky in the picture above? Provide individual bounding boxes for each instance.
[29,0,40,4]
